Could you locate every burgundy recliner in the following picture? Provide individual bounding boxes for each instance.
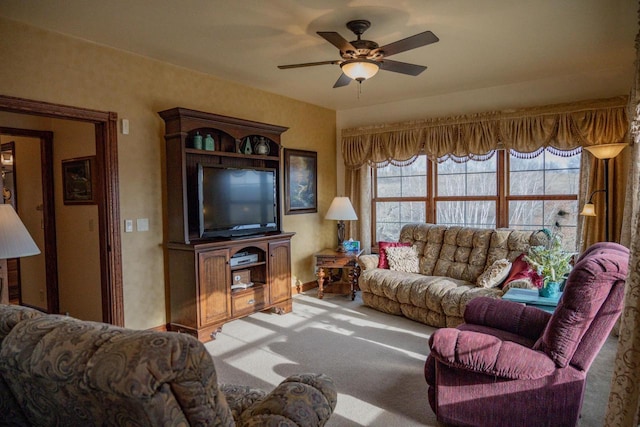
[424,242,628,427]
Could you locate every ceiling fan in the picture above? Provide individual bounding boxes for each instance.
[278,19,439,88]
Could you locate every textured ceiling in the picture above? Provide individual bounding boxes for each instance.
[0,0,636,111]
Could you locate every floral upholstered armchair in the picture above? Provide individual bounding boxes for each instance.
[0,304,337,426]
[424,242,628,427]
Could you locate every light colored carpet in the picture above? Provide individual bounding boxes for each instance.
[205,291,617,426]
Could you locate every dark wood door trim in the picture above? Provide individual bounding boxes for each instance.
[0,95,124,326]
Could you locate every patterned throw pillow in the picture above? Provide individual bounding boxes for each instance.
[477,259,512,288]
[377,241,412,269]
[385,246,420,273]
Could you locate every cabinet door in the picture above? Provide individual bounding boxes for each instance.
[268,240,291,304]
[198,249,231,326]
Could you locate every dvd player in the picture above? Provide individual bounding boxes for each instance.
[230,253,258,267]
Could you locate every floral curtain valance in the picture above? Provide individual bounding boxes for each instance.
[342,96,629,169]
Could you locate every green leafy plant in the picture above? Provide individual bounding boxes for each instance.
[524,210,573,287]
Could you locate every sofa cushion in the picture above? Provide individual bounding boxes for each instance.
[386,246,419,273]
[486,229,548,266]
[377,241,411,269]
[476,259,512,288]
[399,223,448,275]
[433,227,493,282]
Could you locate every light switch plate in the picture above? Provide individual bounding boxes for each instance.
[125,219,133,233]
[137,218,149,232]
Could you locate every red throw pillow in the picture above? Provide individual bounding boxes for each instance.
[502,253,542,288]
[378,241,412,269]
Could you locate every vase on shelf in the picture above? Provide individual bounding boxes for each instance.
[254,137,270,155]
[192,132,203,150]
[539,281,560,298]
[204,134,215,151]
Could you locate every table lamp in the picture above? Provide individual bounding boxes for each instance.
[0,204,40,302]
[580,142,627,242]
[325,197,358,252]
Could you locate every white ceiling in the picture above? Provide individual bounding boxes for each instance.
[0,0,637,112]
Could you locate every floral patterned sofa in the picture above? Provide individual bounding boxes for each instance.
[0,304,337,426]
[357,223,548,328]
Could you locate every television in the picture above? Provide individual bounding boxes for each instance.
[198,164,278,239]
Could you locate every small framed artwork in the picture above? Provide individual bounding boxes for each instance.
[284,148,317,215]
[62,156,96,205]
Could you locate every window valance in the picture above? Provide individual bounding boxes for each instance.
[342,96,629,169]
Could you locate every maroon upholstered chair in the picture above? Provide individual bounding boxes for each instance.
[424,242,628,427]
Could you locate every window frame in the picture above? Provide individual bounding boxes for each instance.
[371,149,578,249]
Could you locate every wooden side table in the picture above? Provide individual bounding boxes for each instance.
[314,249,363,300]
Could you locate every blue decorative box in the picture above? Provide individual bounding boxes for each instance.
[343,240,360,252]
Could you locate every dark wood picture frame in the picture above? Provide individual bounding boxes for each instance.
[62,156,96,205]
[284,148,317,215]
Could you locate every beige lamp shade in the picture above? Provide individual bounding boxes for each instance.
[325,197,358,220]
[583,143,628,159]
[0,204,40,259]
[340,60,380,82]
[580,203,597,217]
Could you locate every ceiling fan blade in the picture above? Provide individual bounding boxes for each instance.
[317,31,357,53]
[376,31,439,57]
[379,59,427,76]
[333,73,352,88]
[278,60,340,69]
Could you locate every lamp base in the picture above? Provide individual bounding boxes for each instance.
[335,245,346,252]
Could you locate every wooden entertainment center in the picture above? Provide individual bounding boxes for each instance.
[159,107,294,342]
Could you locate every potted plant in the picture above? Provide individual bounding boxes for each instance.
[523,211,573,298]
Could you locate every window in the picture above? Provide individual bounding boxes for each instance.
[436,156,497,227]
[508,150,580,250]
[372,149,580,250]
[374,157,427,242]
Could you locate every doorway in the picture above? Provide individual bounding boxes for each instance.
[0,95,123,326]
[0,134,57,311]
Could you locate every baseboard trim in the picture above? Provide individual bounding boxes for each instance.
[296,281,318,294]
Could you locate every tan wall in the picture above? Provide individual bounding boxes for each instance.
[0,17,336,329]
[52,119,101,321]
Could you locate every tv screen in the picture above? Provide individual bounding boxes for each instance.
[198,165,277,238]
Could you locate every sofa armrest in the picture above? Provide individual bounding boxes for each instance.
[239,373,337,427]
[464,297,551,341]
[429,328,556,380]
[358,254,379,271]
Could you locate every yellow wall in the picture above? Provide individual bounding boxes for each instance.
[0,18,337,329]
[52,119,102,321]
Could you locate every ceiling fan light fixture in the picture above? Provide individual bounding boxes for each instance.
[341,59,379,82]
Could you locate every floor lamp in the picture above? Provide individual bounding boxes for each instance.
[580,143,627,242]
[325,197,358,252]
[0,204,40,303]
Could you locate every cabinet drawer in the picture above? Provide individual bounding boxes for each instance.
[231,287,266,317]
[316,257,353,268]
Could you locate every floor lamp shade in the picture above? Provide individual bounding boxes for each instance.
[0,204,40,259]
[583,143,627,159]
[581,143,627,242]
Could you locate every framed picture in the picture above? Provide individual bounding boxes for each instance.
[62,156,96,205]
[284,148,317,215]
